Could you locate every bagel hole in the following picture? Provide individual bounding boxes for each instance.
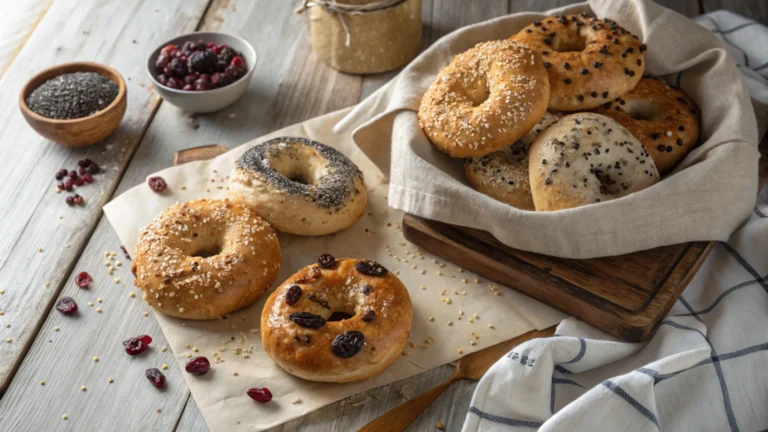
[288,174,310,185]
[327,311,355,322]
[191,246,222,258]
[552,34,587,52]
[624,100,664,121]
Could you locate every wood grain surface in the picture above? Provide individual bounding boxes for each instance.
[0,0,765,431]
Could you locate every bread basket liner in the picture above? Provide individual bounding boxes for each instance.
[336,0,759,259]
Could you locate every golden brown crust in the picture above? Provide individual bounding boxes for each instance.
[591,78,701,174]
[464,111,561,210]
[261,258,412,383]
[132,198,281,320]
[511,14,645,111]
[418,39,550,158]
[528,113,660,211]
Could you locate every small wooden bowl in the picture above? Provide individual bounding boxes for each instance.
[19,62,127,148]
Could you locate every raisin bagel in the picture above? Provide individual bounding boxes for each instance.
[592,77,700,174]
[528,113,660,211]
[511,14,645,111]
[132,198,281,320]
[261,256,412,383]
[418,39,550,158]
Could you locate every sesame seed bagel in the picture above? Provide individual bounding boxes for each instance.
[511,14,646,111]
[465,111,561,210]
[229,137,367,236]
[529,113,660,211]
[417,39,550,158]
[591,78,700,174]
[261,256,412,383]
[131,198,281,320]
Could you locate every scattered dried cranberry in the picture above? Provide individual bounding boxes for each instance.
[185,356,211,375]
[75,272,92,288]
[361,309,376,322]
[55,169,68,180]
[289,312,326,329]
[285,285,302,305]
[77,159,93,168]
[355,260,388,277]
[65,196,75,206]
[72,194,84,205]
[145,368,166,389]
[247,387,272,403]
[86,162,99,174]
[69,170,79,180]
[317,254,336,269]
[331,331,365,358]
[74,177,85,186]
[55,296,78,314]
[120,245,131,260]
[123,334,153,355]
[82,173,94,184]
[148,176,167,192]
[64,179,74,191]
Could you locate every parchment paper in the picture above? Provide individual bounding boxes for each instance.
[103,107,565,431]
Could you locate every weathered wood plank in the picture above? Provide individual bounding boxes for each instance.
[0,0,52,77]
[0,0,366,430]
[0,0,211,394]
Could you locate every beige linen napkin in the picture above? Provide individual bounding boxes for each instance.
[103,108,565,431]
[338,0,760,259]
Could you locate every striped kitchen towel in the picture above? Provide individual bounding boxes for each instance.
[462,11,768,432]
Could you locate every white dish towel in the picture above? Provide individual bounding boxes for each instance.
[462,11,768,432]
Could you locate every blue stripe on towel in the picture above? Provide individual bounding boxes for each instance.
[602,379,660,428]
[468,406,542,428]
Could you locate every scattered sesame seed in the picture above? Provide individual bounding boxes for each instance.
[114,277,120,284]
[143,312,149,317]
[40,380,45,385]
[129,292,136,298]
[429,316,435,322]
[436,421,445,430]
[81,386,86,391]
[162,364,168,370]
[62,414,68,420]
[108,377,114,383]
[96,308,102,313]
[293,396,302,404]
[161,346,167,352]
[97,298,102,303]
[92,357,99,362]
[6,338,13,343]
[88,301,94,307]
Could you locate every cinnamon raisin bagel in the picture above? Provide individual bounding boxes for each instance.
[529,113,660,211]
[465,111,561,210]
[132,198,281,320]
[591,78,700,174]
[418,39,550,158]
[229,137,367,236]
[511,14,645,111]
[261,255,412,383]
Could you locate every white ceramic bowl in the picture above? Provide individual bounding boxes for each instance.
[147,32,256,113]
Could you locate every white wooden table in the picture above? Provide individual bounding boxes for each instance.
[0,1,765,431]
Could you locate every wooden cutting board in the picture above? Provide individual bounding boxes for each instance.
[402,214,714,342]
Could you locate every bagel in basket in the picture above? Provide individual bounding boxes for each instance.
[418,39,550,158]
[529,113,660,211]
[511,14,645,111]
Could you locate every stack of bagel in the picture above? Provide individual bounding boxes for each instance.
[418,13,700,211]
